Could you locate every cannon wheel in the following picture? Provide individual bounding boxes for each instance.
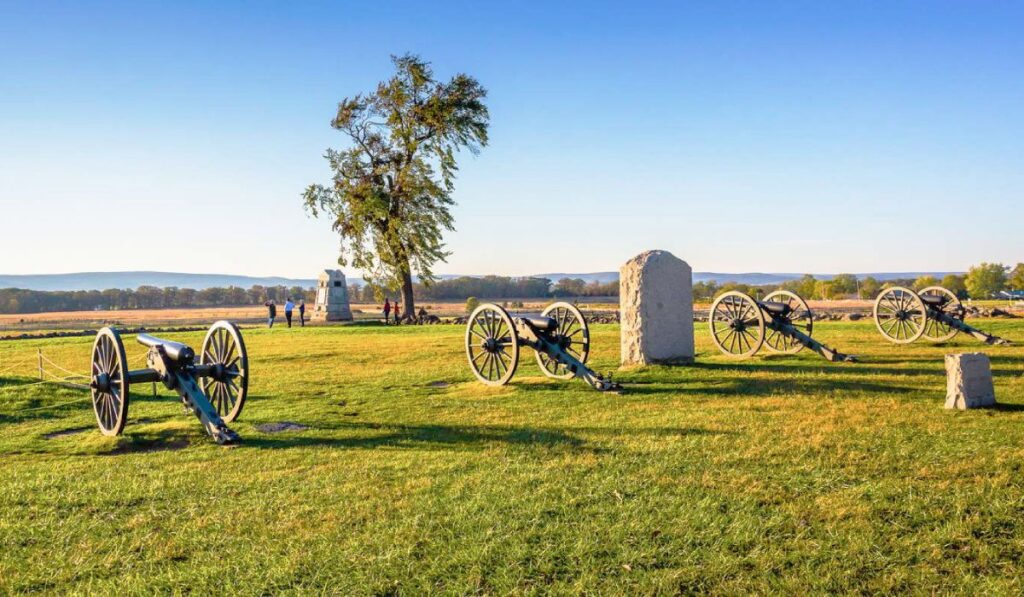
[466,304,520,386]
[536,302,590,379]
[710,291,765,358]
[199,321,249,423]
[762,290,813,354]
[920,286,963,343]
[873,286,928,344]
[90,327,130,436]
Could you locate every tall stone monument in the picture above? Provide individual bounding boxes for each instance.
[620,250,694,366]
[312,270,353,322]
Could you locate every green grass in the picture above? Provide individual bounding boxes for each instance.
[1,319,1023,594]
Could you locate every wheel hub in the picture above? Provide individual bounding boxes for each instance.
[730,319,746,332]
[482,338,499,353]
[94,372,111,392]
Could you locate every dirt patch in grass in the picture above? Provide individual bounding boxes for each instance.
[427,381,451,388]
[43,426,92,439]
[109,437,190,455]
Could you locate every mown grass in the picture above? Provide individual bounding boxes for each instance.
[1,319,1023,594]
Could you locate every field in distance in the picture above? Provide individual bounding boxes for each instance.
[1,319,1023,592]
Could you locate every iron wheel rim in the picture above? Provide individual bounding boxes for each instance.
[465,304,519,386]
[873,286,927,344]
[90,327,130,436]
[536,302,590,379]
[710,291,765,358]
[199,320,249,422]
[762,290,813,354]
[919,286,962,343]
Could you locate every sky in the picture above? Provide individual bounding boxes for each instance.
[1,1,1022,279]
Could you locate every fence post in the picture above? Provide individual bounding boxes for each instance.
[37,348,42,380]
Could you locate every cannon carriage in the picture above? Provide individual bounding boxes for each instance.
[89,321,249,444]
[709,290,856,362]
[465,302,620,391]
[872,286,1011,345]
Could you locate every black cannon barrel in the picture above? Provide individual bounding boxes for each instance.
[137,334,196,363]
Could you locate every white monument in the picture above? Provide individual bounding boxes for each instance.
[312,270,353,322]
[619,250,694,366]
[944,353,996,410]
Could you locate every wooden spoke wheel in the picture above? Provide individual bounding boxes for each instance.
[199,321,249,423]
[90,327,130,436]
[762,290,813,354]
[466,304,520,386]
[873,286,928,344]
[536,302,590,379]
[710,291,765,358]
[919,286,963,343]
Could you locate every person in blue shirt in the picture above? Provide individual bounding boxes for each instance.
[284,298,295,328]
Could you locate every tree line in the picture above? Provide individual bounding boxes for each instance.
[2,263,1020,314]
[0,285,315,315]
[348,276,619,303]
[693,262,1024,302]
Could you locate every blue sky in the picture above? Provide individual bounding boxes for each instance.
[1,1,1021,278]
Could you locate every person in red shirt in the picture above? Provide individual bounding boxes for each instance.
[383,298,391,324]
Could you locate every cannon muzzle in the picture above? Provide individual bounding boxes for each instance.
[137,334,195,364]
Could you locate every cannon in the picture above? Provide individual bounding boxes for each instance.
[89,321,249,444]
[873,286,1011,345]
[465,302,621,391]
[709,290,856,362]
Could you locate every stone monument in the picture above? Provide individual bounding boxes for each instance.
[620,250,694,366]
[312,270,353,322]
[944,353,996,410]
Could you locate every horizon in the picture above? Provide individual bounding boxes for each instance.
[0,268,971,293]
[2,2,1022,277]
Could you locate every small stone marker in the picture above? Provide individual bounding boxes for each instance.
[619,250,694,366]
[312,269,353,321]
[944,353,996,410]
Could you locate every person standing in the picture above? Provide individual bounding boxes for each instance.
[298,300,306,327]
[264,300,277,328]
[284,297,295,328]
[394,302,402,324]
[383,298,391,324]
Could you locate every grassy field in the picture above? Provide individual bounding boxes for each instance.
[1,318,1023,593]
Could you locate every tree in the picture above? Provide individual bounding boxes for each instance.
[552,278,587,297]
[912,275,939,291]
[831,274,858,297]
[792,274,817,299]
[303,54,489,316]
[859,276,881,299]
[1008,263,1024,290]
[815,280,836,300]
[941,274,967,299]
[965,262,1007,299]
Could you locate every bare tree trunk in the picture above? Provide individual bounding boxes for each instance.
[401,270,415,320]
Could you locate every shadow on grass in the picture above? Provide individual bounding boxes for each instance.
[687,360,946,379]
[621,377,931,398]
[241,421,727,452]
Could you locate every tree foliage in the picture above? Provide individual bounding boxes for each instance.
[941,274,967,299]
[1008,263,1024,291]
[965,263,1008,298]
[912,275,939,291]
[303,54,489,313]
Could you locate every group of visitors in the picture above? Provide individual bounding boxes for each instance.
[264,298,305,328]
[382,299,430,324]
[382,298,402,324]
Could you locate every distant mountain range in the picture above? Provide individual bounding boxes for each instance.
[0,270,963,292]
